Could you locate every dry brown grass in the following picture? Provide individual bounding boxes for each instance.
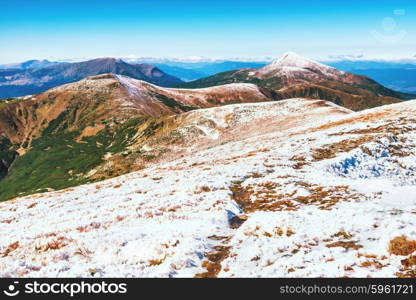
[388,236,416,256]
[35,236,72,252]
[45,237,69,251]
[310,112,390,132]
[194,186,211,194]
[311,136,374,161]
[1,217,16,224]
[357,253,379,259]
[401,255,416,268]
[230,176,358,213]
[295,185,357,210]
[167,205,181,212]
[396,255,416,278]
[332,231,354,240]
[77,124,105,141]
[309,117,416,162]
[250,172,265,178]
[274,227,284,236]
[2,241,19,257]
[265,260,275,267]
[74,246,92,258]
[116,215,126,222]
[229,215,248,229]
[148,254,167,266]
[27,202,37,209]
[231,180,298,212]
[76,222,101,233]
[360,260,387,269]
[396,270,416,278]
[326,241,363,250]
[207,235,230,241]
[195,245,231,278]
[290,154,310,169]
[230,183,252,210]
[327,118,416,137]
[287,229,295,237]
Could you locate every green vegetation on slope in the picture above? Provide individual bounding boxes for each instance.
[0,138,18,180]
[0,110,146,201]
[176,70,259,89]
[152,93,196,112]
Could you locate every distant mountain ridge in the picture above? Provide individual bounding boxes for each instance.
[179,52,414,110]
[151,61,268,81]
[0,59,63,70]
[4,57,416,93]
[325,60,416,94]
[0,58,183,98]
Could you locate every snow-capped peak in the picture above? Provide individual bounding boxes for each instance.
[269,51,333,70]
[254,51,340,78]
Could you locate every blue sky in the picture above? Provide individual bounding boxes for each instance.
[0,0,415,63]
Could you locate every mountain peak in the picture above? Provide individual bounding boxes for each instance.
[270,52,331,69]
[254,51,339,79]
[89,57,118,63]
[278,51,305,61]
[0,58,183,98]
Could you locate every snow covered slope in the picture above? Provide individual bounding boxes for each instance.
[1,99,416,278]
[180,52,409,111]
[256,51,342,80]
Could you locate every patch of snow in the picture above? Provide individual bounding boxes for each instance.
[1,99,416,278]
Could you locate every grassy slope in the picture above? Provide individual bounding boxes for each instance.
[0,80,208,201]
[0,110,145,201]
[176,70,259,89]
[0,138,18,180]
[177,70,411,111]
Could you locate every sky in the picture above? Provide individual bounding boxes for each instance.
[0,0,415,63]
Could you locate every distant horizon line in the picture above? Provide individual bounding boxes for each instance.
[1,52,416,65]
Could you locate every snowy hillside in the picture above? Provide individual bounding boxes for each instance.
[0,98,416,277]
[257,51,339,77]
[180,52,410,111]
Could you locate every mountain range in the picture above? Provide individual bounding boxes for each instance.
[2,55,416,98]
[0,73,276,200]
[0,58,183,98]
[179,52,413,111]
[152,61,268,81]
[0,59,63,70]
[1,51,416,278]
[121,57,416,93]
[2,52,416,201]
[325,61,416,94]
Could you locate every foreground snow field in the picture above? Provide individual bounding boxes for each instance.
[1,98,416,277]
